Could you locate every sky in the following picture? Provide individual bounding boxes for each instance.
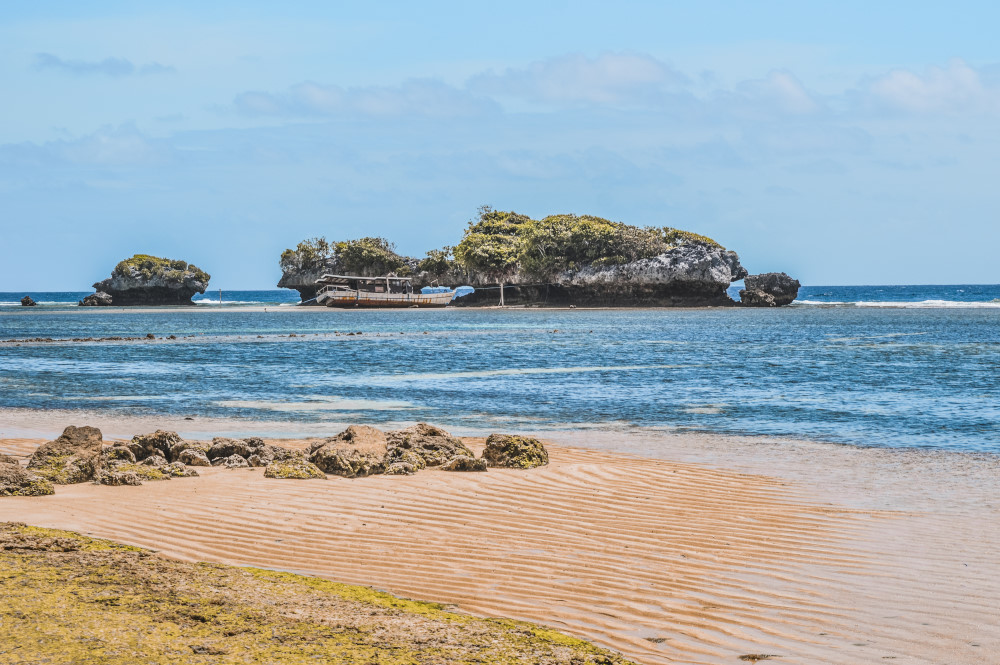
[1,1,999,289]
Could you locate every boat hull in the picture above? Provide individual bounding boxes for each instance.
[319,291,455,308]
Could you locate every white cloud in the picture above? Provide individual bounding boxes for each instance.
[866,59,998,113]
[33,53,175,77]
[467,52,690,107]
[234,79,497,118]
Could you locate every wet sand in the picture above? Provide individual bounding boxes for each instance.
[2,425,998,664]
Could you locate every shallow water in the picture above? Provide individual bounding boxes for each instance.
[2,290,999,452]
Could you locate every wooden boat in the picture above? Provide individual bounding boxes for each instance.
[315,274,455,308]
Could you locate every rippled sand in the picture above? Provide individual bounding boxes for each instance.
[2,431,998,664]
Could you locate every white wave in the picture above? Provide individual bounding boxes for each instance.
[855,299,1000,309]
[192,299,265,306]
[794,299,1000,309]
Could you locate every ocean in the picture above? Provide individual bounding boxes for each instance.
[2,285,999,452]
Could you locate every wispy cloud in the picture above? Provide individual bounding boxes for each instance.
[33,53,175,77]
[234,79,497,118]
[468,52,690,107]
[863,58,999,114]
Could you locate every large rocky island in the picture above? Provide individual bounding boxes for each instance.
[80,255,210,306]
[279,208,797,307]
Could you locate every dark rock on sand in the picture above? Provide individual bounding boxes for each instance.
[169,440,211,463]
[0,454,19,465]
[213,454,250,469]
[440,455,488,472]
[20,295,37,306]
[0,462,55,496]
[310,425,387,477]
[128,430,183,461]
[208,438,254,461]
[482,434,549,469]
[79,291,113,306]
[27,426,104,484]
[385,423,473,468]
[739,272,801,307]
[177,448,211,467]
[263,459,326,479]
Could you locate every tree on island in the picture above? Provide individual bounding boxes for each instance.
[453,206,528,306]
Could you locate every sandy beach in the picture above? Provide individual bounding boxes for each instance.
[3,418,998,665]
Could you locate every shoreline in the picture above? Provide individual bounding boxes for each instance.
[3,412,999,663]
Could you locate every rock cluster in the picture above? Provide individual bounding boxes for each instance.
[16,424,549,492]
[20,295,36,307]
[739,272,801,307]
[82,254,210,306]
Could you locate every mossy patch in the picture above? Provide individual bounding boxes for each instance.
[26,454,92,484]
[0,523,635,664]
[263,460,326,479]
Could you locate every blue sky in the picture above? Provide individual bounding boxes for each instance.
[2,1,999,289]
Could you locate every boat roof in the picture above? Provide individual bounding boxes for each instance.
[317,274,412,284]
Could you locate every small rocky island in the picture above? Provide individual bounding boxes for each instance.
[278,207,799,307]
[80,254,210,306]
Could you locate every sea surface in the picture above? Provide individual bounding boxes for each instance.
[1,285,999,452]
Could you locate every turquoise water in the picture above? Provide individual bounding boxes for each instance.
[1,286,999,452]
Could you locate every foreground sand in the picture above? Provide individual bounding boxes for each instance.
[2,431,998,664]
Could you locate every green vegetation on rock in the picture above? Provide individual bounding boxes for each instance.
[280,236,409,276]
[0,523,634,664]
[264,459,326,479]
[483,434,549,469]
[453,207,722,280]
[114,254,210,284]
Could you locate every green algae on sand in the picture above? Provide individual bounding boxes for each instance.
[0,522,633,664]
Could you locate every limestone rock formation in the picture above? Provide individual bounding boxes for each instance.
[27,426,105,484]
[0,454,19,464]
[20,295,36,306]
[0,461,55,496]
[93,433,200,485]
[482,434,549,469]
[79,291,113,306]
[440,455,488,472]
[263,459,326,479]
[739,272,801,307]
[213,454,250,469]
[309,425,388,477]
[85,254,210,306]
[177,448,211,467]
[385,423,474,467]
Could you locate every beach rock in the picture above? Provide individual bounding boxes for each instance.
[20,295,36,307]
[263,459,326,479]
[93,468,144,486]
[482,434,549,469]
[79,291,113,306]
[247,444,302,467]
[213,454,250,469]
[99,444,136,466]
[385,462,416,475]
[142,454,168,467]
[310,425,388,477]
[207,438,254,461]
[27,426,104,484]
[164,462,199,478]
[129,430,183,461]
[169,440,210,463]
[441,455,488,472]
[0,454,19,465]
[0,462,55,496]
[177,448,211,467]
[88,254,210,306]
[739,272,801,307]
[385,423,473,468]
